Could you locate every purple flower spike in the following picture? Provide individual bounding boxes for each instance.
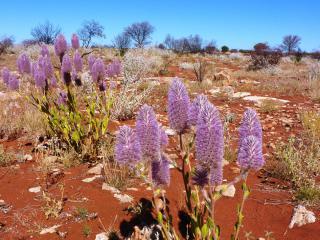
[17,53,31,74]
[33,63,46,89]
[195,102,224,186]
[91,58,105,82]
[41,44,50,57]
[2,67,10,85]
[188,94,209,126]
[88,55,96,72]
[168,78,190,133]
[73,51,83,72]
[151,154,170,186]
[61,55,72,86]
[115,125,141,166]
[71,34,80,50]
[38,55,53,79]
[51,76,57,87]
[160,128,168,150]
[106,60,121,78]
[136,104,161,159]
[54,34,68,60]
[237,135,264,170]
[238,108,262,148]
[8,74,19,90]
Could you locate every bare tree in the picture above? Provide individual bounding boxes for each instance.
[124,21,154,48]
[281,35,301,53]
[113,32,131,56]
[31,21,61,44]
[0,36,14,56]
[78,20,105,48]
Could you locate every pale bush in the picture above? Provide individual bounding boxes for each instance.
[122,50,154,84]
[308,62,320,100]
[228,52,249,61]
[111,81,154,120]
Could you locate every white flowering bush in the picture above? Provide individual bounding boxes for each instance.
[122,50,153,84]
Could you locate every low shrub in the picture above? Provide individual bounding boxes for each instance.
[247,51,282,71]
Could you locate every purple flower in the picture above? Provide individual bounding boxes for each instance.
[136,105,161,160]
[88,55,96,72]
[33,63,46,89]
[106,60,121,78]
[17,53,31,74]
[38,55,53,79]
[2,67,10,85]
[54,34,67,60]
[115,125,141,166]
[51,76,57,87]
[237,135,264,170]
[151,153,170,186]
[57,91,68,105]
[91,58,105,82]
[41,44,50,57]
[73,51,83,72]
[160,128,168,150]
[61,54,72,86]
[195,102,224,186]
[71,34,80,50]
[8,74,19,90]
[168,78,190,133]
[238,108,262,147]
[188,94,209,126]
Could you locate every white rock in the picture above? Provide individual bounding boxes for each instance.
[23,154,33,161]
[233,92,251,98]
[289,205,316,228]
[40,224,61,235]
[87,164,103,175]
[28,186,41,193]
[114,193,133,203]
[164,128,176,136]
[243,96,289,106]
[95,232,109,240]
[102,183,120,194]
[215,184,236,197]
[82,175,101,183]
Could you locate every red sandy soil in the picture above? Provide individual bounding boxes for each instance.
[0,58,319,240]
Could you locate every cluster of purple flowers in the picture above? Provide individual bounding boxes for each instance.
[54,34,68,62]
[115,104,170,186]
[32,54,54,89]
[17,53,31,74]
[106,60,121,78]
[71,34,80,50]
[114,78,264,189]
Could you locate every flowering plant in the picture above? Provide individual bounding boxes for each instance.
[114,78,264,239]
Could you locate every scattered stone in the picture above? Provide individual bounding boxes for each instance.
[28,186,41,193]
[95,232,109,240]
[57,231,68,238]
[0,200,12,214]
[243,96,289,106]
[40,225,61,235]
[46,168,64,186]
[215,184,236,197]
[114,193,133,203]
[233,92,251,98]
[82,175,101,183]
[164,128,176,136]
[23,154,33,161]
[289,205,316,228]
[87,164,103,175]
[102,183,120,194]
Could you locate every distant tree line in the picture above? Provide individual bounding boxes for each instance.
[1,20,319,59]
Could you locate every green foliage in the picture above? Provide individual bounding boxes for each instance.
[221,45,229,53]
[30,86,113,160]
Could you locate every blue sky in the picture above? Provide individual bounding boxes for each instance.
[0,0,319,51]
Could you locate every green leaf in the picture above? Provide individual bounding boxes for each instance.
[71,131,80,143]
[157,211,163,224]
[201,223,209,238]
